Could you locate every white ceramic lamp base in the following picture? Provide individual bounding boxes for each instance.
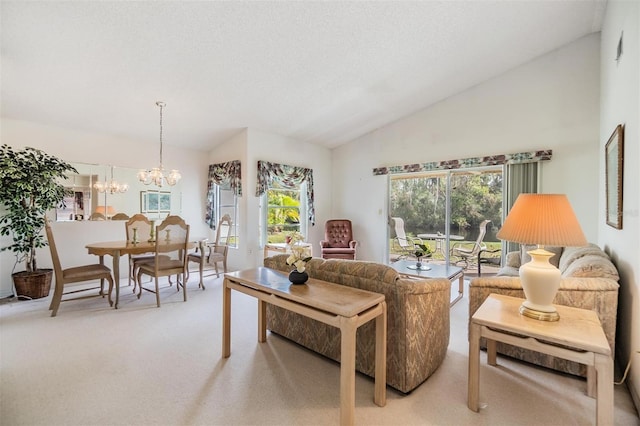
[519,248,561,321]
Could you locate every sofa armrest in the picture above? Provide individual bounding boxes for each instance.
[320,240,330,248]
[349,240,357,249]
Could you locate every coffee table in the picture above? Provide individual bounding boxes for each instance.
[468,294,613,425]
[390,260,464,306]
[222,267,387,426]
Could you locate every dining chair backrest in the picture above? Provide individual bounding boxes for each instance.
[90,212,106,221]
[215,214,233,247]
[111,213,130,220]
[126,214,152,242]
[45,221,64,281]
[155,215,190,264]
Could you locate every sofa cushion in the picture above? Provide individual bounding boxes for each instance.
[562,254,619,280]
[521,245,563,268]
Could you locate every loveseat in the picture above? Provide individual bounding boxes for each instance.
[263,254,451,393]
[469,243,620,377]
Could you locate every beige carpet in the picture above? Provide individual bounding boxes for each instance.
[1,274,638,425]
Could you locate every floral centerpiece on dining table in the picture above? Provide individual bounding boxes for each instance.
[285,231,312,284]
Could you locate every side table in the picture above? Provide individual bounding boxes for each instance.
[468,294,613,425]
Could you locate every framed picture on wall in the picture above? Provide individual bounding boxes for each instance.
[605,124,624,229]
[140,190,171,214]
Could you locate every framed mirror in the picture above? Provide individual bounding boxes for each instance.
[57,163,182,221]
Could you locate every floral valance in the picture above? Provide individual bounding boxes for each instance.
[256,160,315,226]
[205,160,242,229]
[372,150,552,176]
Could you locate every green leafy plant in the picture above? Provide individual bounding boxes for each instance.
[414,243,433,259]
[0,145,77,273]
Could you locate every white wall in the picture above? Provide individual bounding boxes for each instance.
[600,0,640,410]
[0,118,210,297]
[332,34,602,263]
[242,128,333,267]
[206,129,248,272]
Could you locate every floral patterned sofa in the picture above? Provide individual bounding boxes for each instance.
[263,254,451,393]
[469,243,620,376]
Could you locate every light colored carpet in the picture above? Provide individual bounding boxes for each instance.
[1,274,638,425]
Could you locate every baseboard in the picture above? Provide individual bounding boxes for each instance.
[628,376,640,417]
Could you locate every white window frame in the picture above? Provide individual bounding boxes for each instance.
[261,182,308,246]
[213,182,238,248]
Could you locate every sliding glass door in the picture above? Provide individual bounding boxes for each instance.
[389,166,502,267]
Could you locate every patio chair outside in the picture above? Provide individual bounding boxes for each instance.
[390,217,424,261]
[451,219,491,269]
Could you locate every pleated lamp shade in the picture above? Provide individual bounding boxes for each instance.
[497,194,587,247]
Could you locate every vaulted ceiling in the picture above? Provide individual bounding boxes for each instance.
[1,1,606,151]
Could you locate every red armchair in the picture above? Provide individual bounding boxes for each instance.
[320,219,357,260]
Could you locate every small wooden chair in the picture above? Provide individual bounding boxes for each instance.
[45,222,114,316]
[136,216,190,307]
[125,214,155,291]
[111,213,130,220]
[186,214,232,288]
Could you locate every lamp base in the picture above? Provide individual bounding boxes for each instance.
[519,247,562,322]
[519,303,560,321]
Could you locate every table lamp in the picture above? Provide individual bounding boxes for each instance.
[496,194,587,321]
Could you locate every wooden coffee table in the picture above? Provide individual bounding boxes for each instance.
[390,260,464,306]
[222,267,387,426]
[468,294,613,425]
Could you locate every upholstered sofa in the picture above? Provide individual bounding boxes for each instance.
[469,243,620,377]
[263,254,450,393]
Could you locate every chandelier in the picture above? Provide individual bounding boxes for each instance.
[138,101,181,187]
[94,166,129,194]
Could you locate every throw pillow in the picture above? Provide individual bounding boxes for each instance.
[559,243,610,274]
[562,254,619,280]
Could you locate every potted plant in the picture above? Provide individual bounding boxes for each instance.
[0,144,77,299]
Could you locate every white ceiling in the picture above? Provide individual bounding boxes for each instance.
[1,1,606,151]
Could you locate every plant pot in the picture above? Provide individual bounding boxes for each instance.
[12,269,53,299]
[288,270,309,285]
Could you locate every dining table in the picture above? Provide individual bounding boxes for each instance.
[86,240,197,309]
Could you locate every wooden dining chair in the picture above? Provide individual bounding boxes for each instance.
[136,215,190,307]
[45,222,115,316]
[125,214,155,291]
[186,214,232,288]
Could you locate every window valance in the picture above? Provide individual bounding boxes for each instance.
[373,150,552,176]
[256,160,315,226]
[205,160,242,229]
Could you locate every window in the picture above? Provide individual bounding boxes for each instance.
[262,182,307,244]
[212,182,238,248]
[204,160,241,247]
[256,160,315,246]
